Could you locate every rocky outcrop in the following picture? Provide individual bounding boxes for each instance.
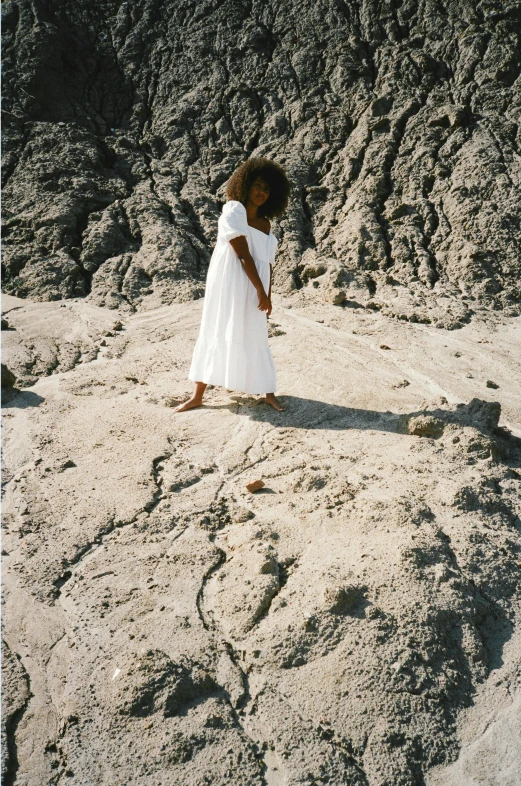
[2,0,520,327]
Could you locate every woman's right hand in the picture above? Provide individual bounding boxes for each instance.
[257,289,271,311]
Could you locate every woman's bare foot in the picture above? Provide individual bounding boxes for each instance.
[264,393,285,411]
[174,396,204,412]
[174,382,207,412]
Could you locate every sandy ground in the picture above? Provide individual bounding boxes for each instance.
[2,291,521,785]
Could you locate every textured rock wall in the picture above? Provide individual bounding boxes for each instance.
[2,0,521,327]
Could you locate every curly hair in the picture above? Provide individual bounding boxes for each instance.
[225,157,291,219]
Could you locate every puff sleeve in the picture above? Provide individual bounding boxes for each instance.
[218,200,250,243]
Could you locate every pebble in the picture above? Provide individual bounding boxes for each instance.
[246,479,265,493]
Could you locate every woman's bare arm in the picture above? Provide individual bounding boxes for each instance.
[229,235,270,311]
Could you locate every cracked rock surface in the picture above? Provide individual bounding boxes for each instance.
[2,293,520,785]
[2,0,521,327]
[1,294,125,388]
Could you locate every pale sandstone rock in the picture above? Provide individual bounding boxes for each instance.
[2,295,519,785]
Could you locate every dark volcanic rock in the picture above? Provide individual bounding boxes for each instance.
[1,0,520,325]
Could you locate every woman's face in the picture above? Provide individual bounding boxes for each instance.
[247,176,271,207]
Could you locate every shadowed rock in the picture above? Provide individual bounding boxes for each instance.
[114,650,217,718]
[323,584,366,614]
[1,364,16,388]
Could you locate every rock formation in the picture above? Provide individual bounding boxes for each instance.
[2,0,521,327]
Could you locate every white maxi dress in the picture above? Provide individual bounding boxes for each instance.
[188,200,279,394]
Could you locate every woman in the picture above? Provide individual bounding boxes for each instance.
[175,157,291,413]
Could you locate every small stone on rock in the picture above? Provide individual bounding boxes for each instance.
[408,415,445,438]
[246,479,265,493]
[329,289,346,305]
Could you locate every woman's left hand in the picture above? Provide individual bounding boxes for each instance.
[266,298,272,317]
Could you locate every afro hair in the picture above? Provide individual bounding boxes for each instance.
[225,157,291,219]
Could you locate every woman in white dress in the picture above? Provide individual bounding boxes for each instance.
[175,157,290,413]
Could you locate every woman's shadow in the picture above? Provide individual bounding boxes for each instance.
[223,394,408,432]
[210,394,521,454]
